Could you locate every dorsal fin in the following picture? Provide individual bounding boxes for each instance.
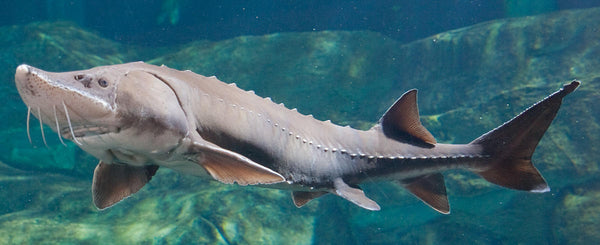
[400,173,449,214]
[376,89,436,145]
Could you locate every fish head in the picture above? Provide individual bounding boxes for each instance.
[15,63,189,165]
[15,64,120,133]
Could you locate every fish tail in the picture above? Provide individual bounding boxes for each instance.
[470,81,579,192]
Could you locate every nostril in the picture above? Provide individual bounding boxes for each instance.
[74,74,92,88]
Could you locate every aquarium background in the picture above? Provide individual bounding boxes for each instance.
[1,1,600,244]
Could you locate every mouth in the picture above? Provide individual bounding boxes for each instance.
[25,102,120,147]
[60,125,120,139]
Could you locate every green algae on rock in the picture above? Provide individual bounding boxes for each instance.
[0,165,318,244]
[553,179,600,244]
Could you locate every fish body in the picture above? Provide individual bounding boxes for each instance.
[14,62,579,212]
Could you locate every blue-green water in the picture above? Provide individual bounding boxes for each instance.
[1,1,600,244]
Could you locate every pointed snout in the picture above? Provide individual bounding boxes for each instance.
[15,64,42,101]
[15,64,118,129]
[16,64,31,78]
[15,64,35,95]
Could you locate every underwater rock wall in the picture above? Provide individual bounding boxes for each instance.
[0,7,599,244]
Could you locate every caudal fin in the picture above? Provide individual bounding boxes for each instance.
[470,81,579,192]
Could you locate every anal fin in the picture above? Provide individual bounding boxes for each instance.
[292,191,328,207]
[400,173,450,214]
[92,161,159,210]
[332,178,380,211]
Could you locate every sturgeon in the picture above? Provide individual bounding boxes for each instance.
[14,62,579,213]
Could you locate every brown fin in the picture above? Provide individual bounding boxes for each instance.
[92,161,159,209]
[376,89,436,146]
[471,81,580,192]
[191,141,285,185]
[478,159,549,192]
[332,178,380,211]
[291,191,328,207]
[400,173,450,214]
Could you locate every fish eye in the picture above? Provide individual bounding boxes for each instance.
[98,79,109,88]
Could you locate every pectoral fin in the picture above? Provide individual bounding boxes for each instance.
[400,173,450,214]
[190,141,285,185]
[92,161,159,209]
[332,178,380,211]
